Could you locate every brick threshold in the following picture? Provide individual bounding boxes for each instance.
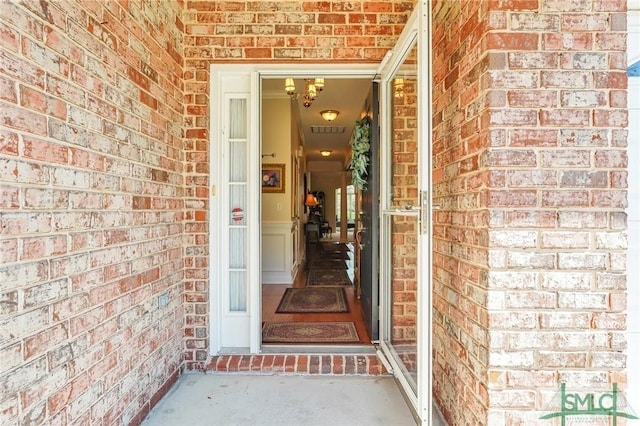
[207,352,390,375]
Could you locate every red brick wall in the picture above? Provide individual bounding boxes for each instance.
[182,0,413,369]
[432,0,628,424]
[0,1,185,424]
[390,74,418,347]
[431,1,492,422]
[1,0,630,424]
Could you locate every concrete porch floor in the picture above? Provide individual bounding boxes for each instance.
[142,372,448,426]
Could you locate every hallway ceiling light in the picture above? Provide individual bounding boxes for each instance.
[285,77,325,108]
[320,150,332,157]
[320,110,339,122]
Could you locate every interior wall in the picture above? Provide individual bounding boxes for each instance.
[261,97,292,222]
[0,2,186,424]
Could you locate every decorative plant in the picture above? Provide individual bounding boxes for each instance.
[349,116,371,191]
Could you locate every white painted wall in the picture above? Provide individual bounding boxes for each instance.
[627,3,640,412]
[261,97,292,222]
[261,221,296,284]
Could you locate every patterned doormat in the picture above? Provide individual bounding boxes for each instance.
[309,259,348,269]
[307,268,352,286]
[276,287,348,313]
[262,321,359,344]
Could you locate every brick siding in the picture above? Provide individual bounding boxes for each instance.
[0,1,185,425]
[0,0,631,425]
[432,0,628,424]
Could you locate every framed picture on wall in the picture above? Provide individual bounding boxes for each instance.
[261,163,285,193]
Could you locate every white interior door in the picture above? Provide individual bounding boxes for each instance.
[376,2,433,424]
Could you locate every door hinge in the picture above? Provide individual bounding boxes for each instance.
[211,185,216,196]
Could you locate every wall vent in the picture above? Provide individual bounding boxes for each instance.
[310,125,346,134]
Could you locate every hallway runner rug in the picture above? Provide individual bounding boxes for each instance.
[309,259,348,269]
[321,242,351,252]
[322,251,351,260]
[276,287,348,313]
[262,321,359,344]
[307,268,352,286]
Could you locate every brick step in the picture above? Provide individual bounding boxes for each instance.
[207,354,390,375]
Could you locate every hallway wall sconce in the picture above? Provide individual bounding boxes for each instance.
[320,110,339,122]
[285,77,325,108]
[320,150,332,157]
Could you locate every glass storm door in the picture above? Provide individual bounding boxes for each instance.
[377,2,433,424]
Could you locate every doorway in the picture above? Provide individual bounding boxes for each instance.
[208,3,432,422]
[260,76,375,347]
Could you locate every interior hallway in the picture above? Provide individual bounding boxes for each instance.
[262,230,372,345]
[142,373,448,426]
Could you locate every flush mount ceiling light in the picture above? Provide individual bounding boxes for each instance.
[320,150,332,157]
[285,77,325,108]
[320,110,339,122]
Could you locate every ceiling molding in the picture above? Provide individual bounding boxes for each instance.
[262,89,289,100]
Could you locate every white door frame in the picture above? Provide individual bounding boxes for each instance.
[209,64,378,354]
[252,65,380,354]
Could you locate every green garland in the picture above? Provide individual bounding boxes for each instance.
[349,116,371,191]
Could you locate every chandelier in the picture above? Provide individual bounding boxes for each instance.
[285,77,325,108]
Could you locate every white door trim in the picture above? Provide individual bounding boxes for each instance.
[208,64,379,354]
